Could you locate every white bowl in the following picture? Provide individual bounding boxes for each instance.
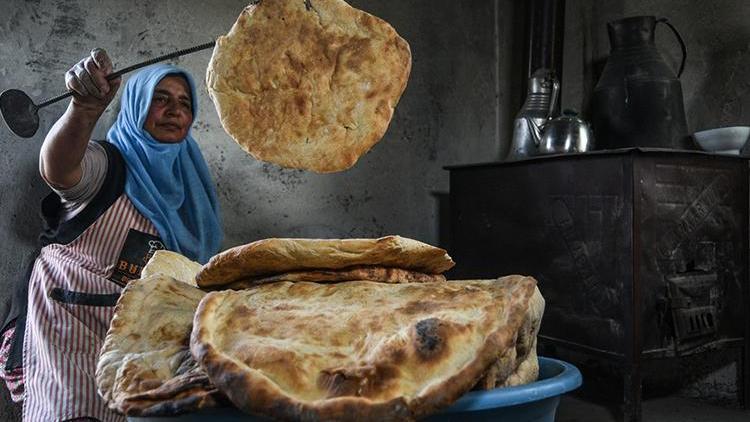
[692,126,750,155]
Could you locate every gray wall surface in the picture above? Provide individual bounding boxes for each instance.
[0,0,748,419]
[0,1,511,419]
[0,0,508,253]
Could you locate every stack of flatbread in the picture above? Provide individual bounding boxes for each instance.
[96,237,544,421]
[96,251,226,416]
[195,236,455,289]
[98,0,544,417]
[207,0,412,173]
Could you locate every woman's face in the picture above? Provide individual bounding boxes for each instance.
[144,76,194,143]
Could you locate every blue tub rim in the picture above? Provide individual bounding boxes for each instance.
[439,356,582,413]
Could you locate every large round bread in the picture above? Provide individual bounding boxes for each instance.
[190,276,537,421]
[96,275,224,416]
[206,0,412,173]
[195,235,455,288]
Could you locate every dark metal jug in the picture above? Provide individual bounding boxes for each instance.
[591,16,692,150]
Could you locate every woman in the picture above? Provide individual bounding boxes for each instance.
[0,48,223,421]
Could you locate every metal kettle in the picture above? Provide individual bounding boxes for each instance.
[538,109,594,154]
[506,68,560,160]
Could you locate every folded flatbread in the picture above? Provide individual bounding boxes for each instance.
[196,236,455,289]
[206,0,412,173]
[141,250,202,286]
[475,286,544,389]
[227,266,446,289]
[96,275,224,416]
[191,275,537,421]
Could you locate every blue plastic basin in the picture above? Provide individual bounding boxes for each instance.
[424,356,582,422]
[127,356,582,422]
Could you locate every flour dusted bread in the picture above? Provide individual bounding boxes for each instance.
[141,250,202,286]
[96,275,224,415]
[207,0,411,173]
[195,236,455,288]
[190,275,537,421]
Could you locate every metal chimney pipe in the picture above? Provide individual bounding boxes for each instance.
[520,0,566,115]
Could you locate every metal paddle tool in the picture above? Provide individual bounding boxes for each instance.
[0,41,216,138]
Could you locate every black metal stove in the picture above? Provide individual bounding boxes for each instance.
[445,149,749,422]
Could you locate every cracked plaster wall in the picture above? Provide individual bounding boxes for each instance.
[0,1,509,418]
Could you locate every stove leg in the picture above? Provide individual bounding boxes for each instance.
[742,342,750,409]
[623,366,642,422]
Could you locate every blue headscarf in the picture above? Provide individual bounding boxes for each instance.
[107,64,222,264]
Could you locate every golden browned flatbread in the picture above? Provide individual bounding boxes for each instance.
[499,286,544,387]
[196,236,454,289]
[141,250,202,286]
[96,275,225,416]
[206,0,412,173]
[227,265,446,289]
[473,346,517,391]
[475,286,544,389]
[191,275,537,421]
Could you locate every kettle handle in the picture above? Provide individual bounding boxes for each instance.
[656,17,687,78]
[547,75,560,120]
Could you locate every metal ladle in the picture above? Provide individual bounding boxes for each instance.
[0,41,216,138]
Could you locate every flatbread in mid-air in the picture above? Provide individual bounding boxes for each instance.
[195,236,455,289]
[206,0,412,173]
[191,275,537,421]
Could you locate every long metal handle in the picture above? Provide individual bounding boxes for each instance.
[37,41,216,108]
[36,91,76,109]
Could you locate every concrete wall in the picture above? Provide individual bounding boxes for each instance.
[1,0,746,418]
[0,0,511,418]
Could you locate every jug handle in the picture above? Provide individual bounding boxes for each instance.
[656,17,687,78]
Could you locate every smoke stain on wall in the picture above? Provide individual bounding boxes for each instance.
[260,163,305,190]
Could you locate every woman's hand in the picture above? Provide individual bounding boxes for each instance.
[65,48,121,113]
[39,49,122,189]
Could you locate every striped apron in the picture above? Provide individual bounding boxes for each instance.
[23,194,159,422]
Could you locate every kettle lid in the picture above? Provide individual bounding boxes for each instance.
[557,109,583,121]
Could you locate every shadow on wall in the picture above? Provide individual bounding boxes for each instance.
[431,191,450,253]
[562,0,626,118]
[687,41,750,132]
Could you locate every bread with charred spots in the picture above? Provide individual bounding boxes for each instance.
[190,275,538,421]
